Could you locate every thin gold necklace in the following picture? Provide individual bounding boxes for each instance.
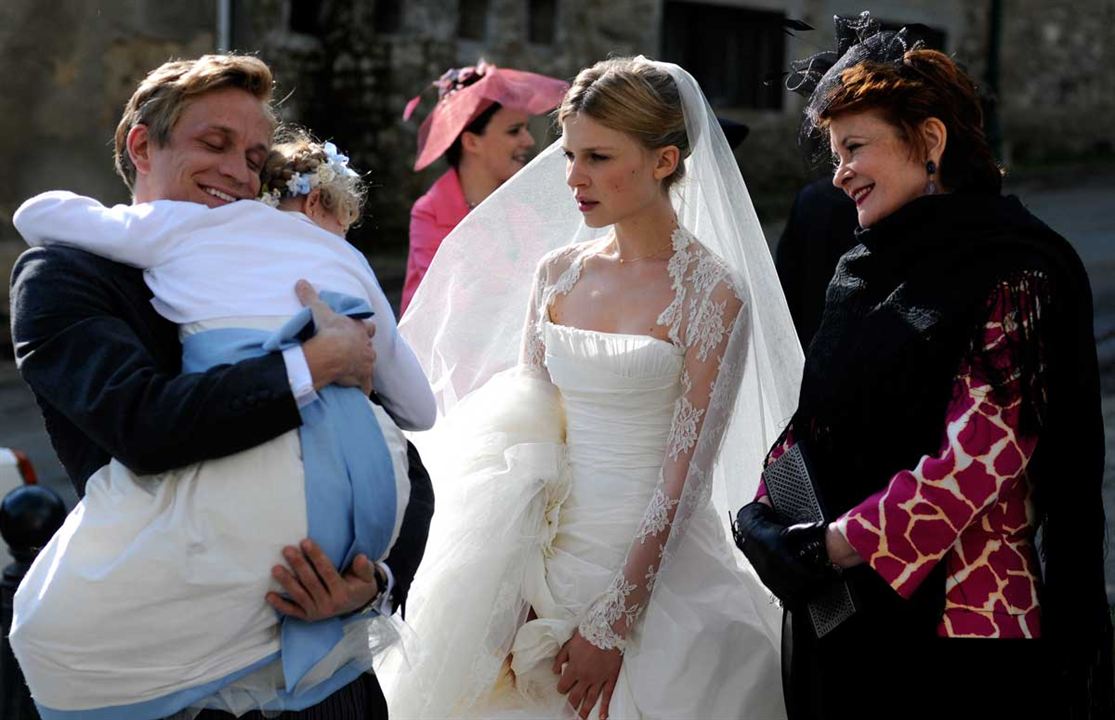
[611,239,674,263]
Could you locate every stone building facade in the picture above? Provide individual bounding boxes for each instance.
[1,0,1112,340]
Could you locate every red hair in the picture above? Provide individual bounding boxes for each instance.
[819,49,1001,193]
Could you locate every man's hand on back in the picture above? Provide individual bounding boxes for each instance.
[296,279,376,394]
[266,539,380,620]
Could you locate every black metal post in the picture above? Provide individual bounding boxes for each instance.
[985,0,1004,160]
[0,485,67,720]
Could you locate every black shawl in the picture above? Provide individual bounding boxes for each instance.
[792,191,1111,714]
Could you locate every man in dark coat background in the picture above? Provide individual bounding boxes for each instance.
[775,176,858,348]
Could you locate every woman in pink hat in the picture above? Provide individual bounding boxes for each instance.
[400,61,568,313]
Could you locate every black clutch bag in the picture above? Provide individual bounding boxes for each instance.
[761,440,856,638]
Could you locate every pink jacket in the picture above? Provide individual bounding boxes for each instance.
[401,169,470,314]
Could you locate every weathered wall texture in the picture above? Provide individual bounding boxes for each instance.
[996,0,1115,164]
[0,2,216,218]
[0,1,218,338]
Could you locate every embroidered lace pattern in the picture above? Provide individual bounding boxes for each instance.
[520,227,749,652]
[637,485,680,543]
[519,242,595,373]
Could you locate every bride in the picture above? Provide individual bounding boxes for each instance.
[384,57,802,719]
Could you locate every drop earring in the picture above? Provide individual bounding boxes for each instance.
[925,160,938,195]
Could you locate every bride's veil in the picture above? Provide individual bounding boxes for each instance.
[399,58,802,513]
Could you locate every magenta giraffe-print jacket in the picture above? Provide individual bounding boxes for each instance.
[761,272,1046,638]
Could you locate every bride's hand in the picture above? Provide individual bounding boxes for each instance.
[553,630,622,720]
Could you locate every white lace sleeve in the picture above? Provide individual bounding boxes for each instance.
[519,245,587,376]
[519,258,550,372]
[578,235,748,651]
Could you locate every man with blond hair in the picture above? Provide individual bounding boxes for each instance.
[9,53,431,719]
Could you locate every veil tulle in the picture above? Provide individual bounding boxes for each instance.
[399,58,802,512]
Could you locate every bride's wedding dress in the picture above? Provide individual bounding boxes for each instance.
[386,59,803,720]
[382,230,786,720]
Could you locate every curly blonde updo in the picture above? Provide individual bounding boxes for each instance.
[557,57,689,191]
[261,126,366,229]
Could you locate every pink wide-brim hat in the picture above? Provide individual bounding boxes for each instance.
[404,64,569,171]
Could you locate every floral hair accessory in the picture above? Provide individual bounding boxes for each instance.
[260,187,282,208]
[258,140,359,206]
[433,60,494,101]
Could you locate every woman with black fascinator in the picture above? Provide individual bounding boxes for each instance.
[734,12,1112,719]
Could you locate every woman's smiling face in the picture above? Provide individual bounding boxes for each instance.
[828,109,930,228]
[469,106,536,184]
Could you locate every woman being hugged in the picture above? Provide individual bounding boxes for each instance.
[735,13,1113,719]
[386,57,801,719]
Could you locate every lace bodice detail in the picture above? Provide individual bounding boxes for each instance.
[518,227,748,650]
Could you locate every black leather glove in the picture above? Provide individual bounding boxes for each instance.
[733,501,839,607]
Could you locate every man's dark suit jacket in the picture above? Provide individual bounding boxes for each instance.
[9,245,434,614]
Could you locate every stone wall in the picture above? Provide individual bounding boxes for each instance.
[0,2,217,225]
[0,1,219,349]
[996,0,1115,165]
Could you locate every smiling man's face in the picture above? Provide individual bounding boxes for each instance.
[131,86,271,207]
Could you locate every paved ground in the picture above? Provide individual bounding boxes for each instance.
[2,171,1115,595]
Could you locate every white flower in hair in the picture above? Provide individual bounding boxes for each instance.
[288,172,314,196]
[323,142,344,163]
[316,163,336,184]
[324,141,359,179]
[258,188,282,208]
[261,140,359,205]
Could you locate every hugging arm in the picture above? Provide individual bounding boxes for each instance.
[353,253,436,430]
[13,191,203,269]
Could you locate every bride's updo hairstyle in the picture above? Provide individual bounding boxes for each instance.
[261,127,366,229]
[557,57,690,192]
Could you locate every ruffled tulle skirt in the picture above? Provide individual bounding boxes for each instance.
[379,368,785,719]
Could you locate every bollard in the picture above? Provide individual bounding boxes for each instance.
[0,485,66,720]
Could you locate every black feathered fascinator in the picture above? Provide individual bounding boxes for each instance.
[785,11,923,135]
